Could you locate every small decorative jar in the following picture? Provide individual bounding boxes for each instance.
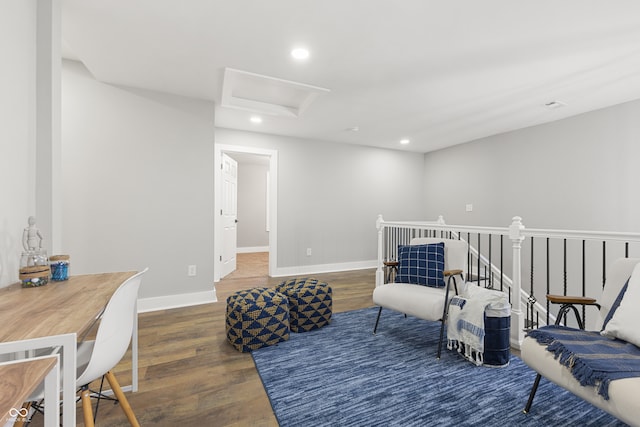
[50,255,70,281]
[21,249,49,268]
[19,265,51,288]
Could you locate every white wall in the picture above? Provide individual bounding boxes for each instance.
[0,0,37,288]
[423,99,640,232]
[61,60,216,302]
[423,99,640,328]
[216,128,426,270]
[236,161,269,250]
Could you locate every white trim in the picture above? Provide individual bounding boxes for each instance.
[272,260,376,278]
[237,246,269,254]
[265,170,270,232]
[137,290,217,313]
[214,144,278,282]
[138,259,375,311]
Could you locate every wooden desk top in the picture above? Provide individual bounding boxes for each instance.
[0,272,136,343]
[0,357,57,421]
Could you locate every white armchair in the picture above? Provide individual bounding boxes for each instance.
[372,237,468,358]
[522,257,640,426]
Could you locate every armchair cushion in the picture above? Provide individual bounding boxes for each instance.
[601,263,640,347]
[528,325,640,399]
[521,336,640,426]
[395,242,445,287]
[600,279,628,331]
[594,258,640,330]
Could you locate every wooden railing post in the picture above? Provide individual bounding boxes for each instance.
[509,216,526,349]
[376,214,385,288]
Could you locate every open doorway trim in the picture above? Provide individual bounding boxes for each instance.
[214,144,278,282]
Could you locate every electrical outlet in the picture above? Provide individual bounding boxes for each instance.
[188,265,197,276]
[306,248,312,256]
[466,204,473,212]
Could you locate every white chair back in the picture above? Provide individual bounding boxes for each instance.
[76,268,147,386]
[409,237,468,274]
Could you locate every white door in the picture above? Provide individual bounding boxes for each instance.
[221,153,238,278]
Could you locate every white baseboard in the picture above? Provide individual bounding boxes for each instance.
[137,290,217,313]
[138,260,375,312]
[237,246,269,253]
[272,260,376,277]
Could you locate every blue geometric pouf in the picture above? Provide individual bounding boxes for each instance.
[226,287,290,352]
[275,278,332,333]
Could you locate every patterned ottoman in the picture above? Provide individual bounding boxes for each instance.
[275,278,332,332]
[226,287,290,352]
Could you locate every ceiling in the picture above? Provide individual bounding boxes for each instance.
[61,0,640,153]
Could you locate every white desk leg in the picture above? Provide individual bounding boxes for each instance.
[132,299,138,392]
[0,335,76,426]
[43,354,60,427]
[60,334,76,427]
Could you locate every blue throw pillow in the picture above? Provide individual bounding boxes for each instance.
[395,242,445,287]
[601,278,629,331]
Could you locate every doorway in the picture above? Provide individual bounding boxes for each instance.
[214,144,278,282]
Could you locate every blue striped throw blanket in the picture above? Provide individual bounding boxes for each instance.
[527,325,640,399]
[447,286,509,366]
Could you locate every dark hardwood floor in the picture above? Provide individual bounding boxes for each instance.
[32,256,376,426]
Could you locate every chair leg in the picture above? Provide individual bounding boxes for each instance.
[556,304,585,329]
[373,307,383,334]
[523,373,542,414]
[80,386,95,427]
[93,374,107,423]
[437,277,454,359]
[105,370,141,427]
[437,319,446,359]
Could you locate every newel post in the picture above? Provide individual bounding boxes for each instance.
[509,216,526,349]
[376,215,385,288]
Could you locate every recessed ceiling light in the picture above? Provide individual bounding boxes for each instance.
[250,115,263,124]
[291,47,310,60]
[400,139,410,145]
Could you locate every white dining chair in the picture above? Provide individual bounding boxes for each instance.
[18,268,148,427]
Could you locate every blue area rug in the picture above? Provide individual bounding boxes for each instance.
[251,307,628,427]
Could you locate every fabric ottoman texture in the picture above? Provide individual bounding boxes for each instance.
[275,278,333,332]
[226,287,290,352]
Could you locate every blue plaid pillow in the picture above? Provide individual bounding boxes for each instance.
[395,242,445,287]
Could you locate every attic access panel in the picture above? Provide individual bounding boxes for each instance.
[221,67,330,118]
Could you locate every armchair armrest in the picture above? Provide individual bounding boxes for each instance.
[443,269,464,295]
[444,269,463,277]
[546,294,600,329]
[383,261,399,284]
[546,294,599,307]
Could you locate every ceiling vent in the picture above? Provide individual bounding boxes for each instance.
[544,100,566,109]
[221,68,330,118]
